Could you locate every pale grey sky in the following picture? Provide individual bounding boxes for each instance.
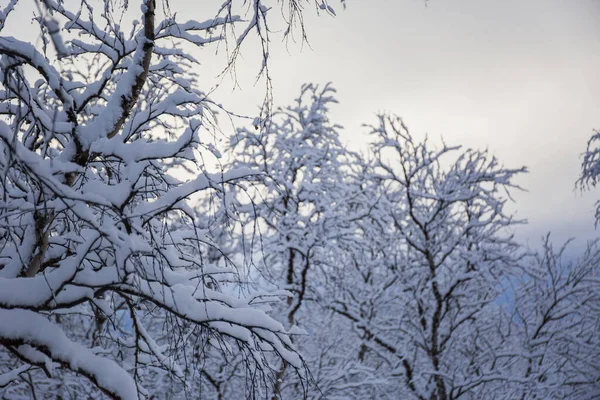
[196,0,600,251]
[7,0,600,251]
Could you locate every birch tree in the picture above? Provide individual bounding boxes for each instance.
[579,129,600,224]
[509,237,600,399]
[227,83,378,399]
[331,114,527,399]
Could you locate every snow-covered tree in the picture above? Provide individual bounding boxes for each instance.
[579,129,600,224]
[508,237,600,399]
[0,1,342,398]
[225,85,355,398]
[226,83,379,399]
[330,114,527,399]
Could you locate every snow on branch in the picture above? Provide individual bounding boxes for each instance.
[0,309,137,399]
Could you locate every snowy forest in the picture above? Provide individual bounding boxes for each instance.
[0,0,598,399]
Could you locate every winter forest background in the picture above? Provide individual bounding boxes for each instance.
[0,0,599,399]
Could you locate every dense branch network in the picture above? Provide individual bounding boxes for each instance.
[0,1,343,398]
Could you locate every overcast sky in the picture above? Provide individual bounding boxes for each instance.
[187,0,600,252]
[9,0,600,252]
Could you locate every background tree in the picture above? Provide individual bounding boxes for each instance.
[509,237,600,399]
[227,83,378,399]
[579,129,600,224]
[331,114,527,399]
